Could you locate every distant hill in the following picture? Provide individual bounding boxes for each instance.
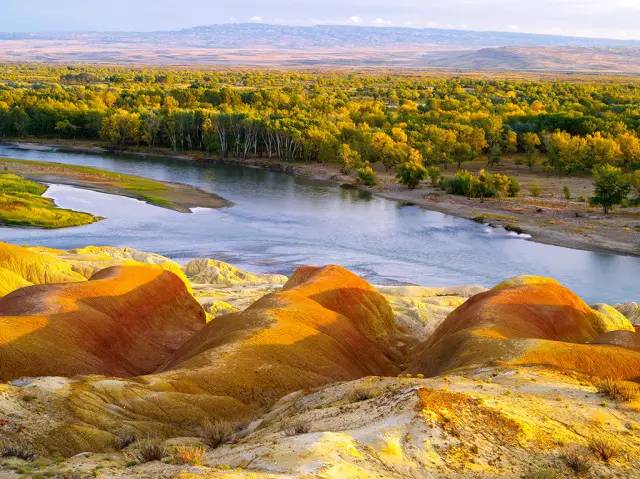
[1,23,640,72]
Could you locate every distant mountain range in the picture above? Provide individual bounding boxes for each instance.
[1,23,640,72]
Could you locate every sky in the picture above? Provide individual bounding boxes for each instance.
[2,0,640,40]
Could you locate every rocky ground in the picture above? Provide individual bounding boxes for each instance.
[0,243,638,478]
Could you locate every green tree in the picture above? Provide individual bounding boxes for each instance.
[590,164,631,214]
[425,166,441,187]
[452,142,473,169]
[338,143,362,174]
[488,144,502,167]
[521,132,540,169]
[357,162,377,187]
[396,149,427,189]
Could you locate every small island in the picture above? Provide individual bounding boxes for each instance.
[0,172,99,228]
[0,158,231,216]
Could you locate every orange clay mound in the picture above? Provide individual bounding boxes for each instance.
[161,264,405,398]
[0,265,206,380]
[40,265,407,452]
[408,275,640,379]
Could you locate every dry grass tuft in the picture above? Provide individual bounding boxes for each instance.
[0,438,36,460]
[172,445,206,465]
[349,386,376,402]
[562,447,592,475]
[131,437,167,463]
[283,418,311,436]
[114,430,137,450]
[523,466,561,479]
[596,378,640,402]
[201,419,236,449]
[589,436,620,463]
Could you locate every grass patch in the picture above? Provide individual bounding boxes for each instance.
[130,438,167,463]
[562,447,592,475]
[200,419,237,449]
[0,173,98,228]
[596,378,640,402]
[282,418,311,436]
[114,430,137,450]
[0,438,37,460]
[589,436,620,463]
[171,445,205,465]
[523,466,561,479]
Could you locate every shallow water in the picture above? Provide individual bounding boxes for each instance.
[0,145,638,303]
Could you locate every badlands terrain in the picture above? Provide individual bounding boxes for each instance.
[0,241,639,478]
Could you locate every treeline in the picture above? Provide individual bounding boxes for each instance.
[1,65,640,175]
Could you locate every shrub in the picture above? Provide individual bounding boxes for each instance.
[132,438,167,463]
[0,438,36,460]
[563,185,571,200]
[443,169,519,199]
[523,466,561,479]
[508,177,520,197]
[349,386,376,402]
[201,419,236,449]
[596,378,640,402]
[172,445,205,465]
[338,143,362,174]
[529,182,542,197]
[426,166,441,186]
[357,163,377,187]
[114,430,137,450]
[282,418,311,436]
[562,447,592,474]
[589,436,619,462]
[396,159,427,189]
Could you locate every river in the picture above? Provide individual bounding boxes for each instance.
[0,145,638,303]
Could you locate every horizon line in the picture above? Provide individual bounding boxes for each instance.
[1,22,639,44]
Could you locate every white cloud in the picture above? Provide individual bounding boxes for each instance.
[249,15,264,23]
[349,16,362,24]
[375,17,392,26]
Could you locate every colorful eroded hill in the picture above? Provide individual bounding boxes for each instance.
[0,241,638,478]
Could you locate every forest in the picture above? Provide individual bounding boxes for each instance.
[1,65,640,183]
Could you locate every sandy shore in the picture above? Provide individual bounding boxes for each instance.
[3,139,639,257]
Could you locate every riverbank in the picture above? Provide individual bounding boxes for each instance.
[3,139,639,256]
[195,154,640,258]
[0,155,231,213]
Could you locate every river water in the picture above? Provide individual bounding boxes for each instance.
[0,145,638,303]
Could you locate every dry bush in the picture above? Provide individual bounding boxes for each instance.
[523,466,561,479]
[0,438,36,460]
[172,444,205,465]
[114,430,137,450]
[349,386,375,403]
[562,447,592,475]
[201,419,236,449]
[589,436,619,462]
[596,378,640,402]
[132,437,167,463]
[282,418,311,436]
